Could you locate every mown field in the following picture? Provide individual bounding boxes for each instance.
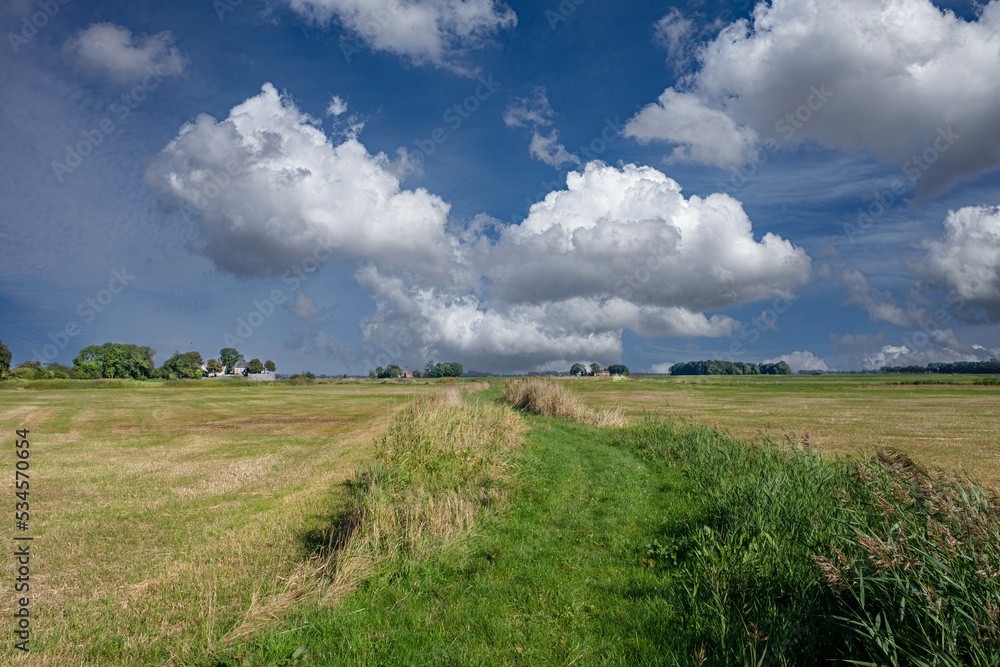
[0,381,439,665]
[568,374,1000,488]
[1,375,998,665]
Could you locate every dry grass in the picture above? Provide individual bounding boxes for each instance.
[0,382,436,665]
[569,375,1000,488]
[503,377,625,427]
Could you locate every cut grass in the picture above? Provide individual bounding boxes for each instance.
[567,374,1000,488]
[0,383,438,665]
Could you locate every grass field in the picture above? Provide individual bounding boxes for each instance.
[1,375,998,665]
[567,374,1000,488]
[0,381,438,665]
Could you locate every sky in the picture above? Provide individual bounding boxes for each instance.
[1,0,998,376]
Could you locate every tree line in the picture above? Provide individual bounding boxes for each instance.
[369,361,464,379]
[0,341,277,381]
[669,360,792,376]
[880,360,1000,374]
[569,363,630,376]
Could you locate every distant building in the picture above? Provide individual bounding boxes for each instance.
[400,371,414,378]
[200,364,227,377]
[598,370,611,377]
[232,361,249,376]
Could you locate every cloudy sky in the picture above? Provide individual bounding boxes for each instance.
[1,0,999,375]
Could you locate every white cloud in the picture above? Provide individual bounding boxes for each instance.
[284,0,516,71]
[861,332,1000,369]
[359,162,809,371]
[654,9,695,68]
[148,88,813,373]
[63,23,187,82]
[916,205,1000,319]
[505,88,580,169]
[488,162,812,313]
[646,362,675,374]
[764,350,829,372]
[625,89,759,169]
[145,83,452,277]
[326,95,348,116]
[838,268,918,327]
[528,130,582,169]
[627,0,1000,193]
[503,87,554,128]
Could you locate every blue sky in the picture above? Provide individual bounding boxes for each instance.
[1,0,998,375]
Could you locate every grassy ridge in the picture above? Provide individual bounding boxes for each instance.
[314,385,523,607]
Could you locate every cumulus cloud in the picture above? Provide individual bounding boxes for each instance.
[626,0,1000,194]
[916,205,1000,319]
[488,162,812,312]
[505,88,580,169]
[764,350,829,372]
[148,86,813,373]
[626,89,760,170]
[64,23,187,82]
[359,162,810,370]
[861,330,1000,369]
[283,0,516,71]
[646,362,675,374]
[145,83,452,276]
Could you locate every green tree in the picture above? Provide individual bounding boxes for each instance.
[10,361,42,380]
[219,348,243,374]
[73,343,156,380]
[607,364,630,376]
[247,358,265,374]
[206,359,223,374]
[160,351,205,379]
[424,361,463,378]
[570,363,587,376]
[590,362,602,376]
[369,370,377,379]
[264,360,276,372]
[0,340,10,378]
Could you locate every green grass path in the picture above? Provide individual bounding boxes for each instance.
[224,416,695,666]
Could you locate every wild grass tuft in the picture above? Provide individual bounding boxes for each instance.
[319,386,523,604]
[503,377,625,426]
[617,419,1000,665]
